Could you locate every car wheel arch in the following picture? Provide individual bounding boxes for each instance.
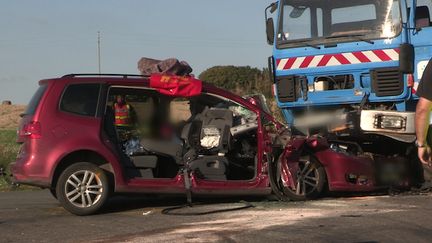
[50,150,114,191]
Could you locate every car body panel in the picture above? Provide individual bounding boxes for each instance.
[279,136,376,192]
[11,74,378,197]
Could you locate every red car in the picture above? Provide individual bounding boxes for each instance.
[11,73,397,215]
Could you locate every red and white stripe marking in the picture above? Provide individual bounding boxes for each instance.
[276,48,399,71]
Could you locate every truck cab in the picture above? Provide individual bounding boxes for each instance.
[265,0,427,189]
[265,0,432,138]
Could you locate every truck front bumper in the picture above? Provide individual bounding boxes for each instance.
[361,110,415,134]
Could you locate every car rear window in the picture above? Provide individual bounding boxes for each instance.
[60,84,101,117]
[25,84,48,115]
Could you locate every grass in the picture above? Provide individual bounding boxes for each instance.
[0,129,36,191]
[0,130,19,190]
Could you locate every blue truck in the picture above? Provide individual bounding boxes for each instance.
[265,0,431,195]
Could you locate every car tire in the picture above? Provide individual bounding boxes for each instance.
[56,162,110,216]
[273,155,326,201]
[268,154,290,202]
[49,188,57,199]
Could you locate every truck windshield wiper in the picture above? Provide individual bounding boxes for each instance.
[326,34,374,45]
[304,43,321,49]
[278,33,321,49]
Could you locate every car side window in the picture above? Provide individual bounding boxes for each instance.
[107,87,161,138]
[186,94,257,125]
[60,84,101,117]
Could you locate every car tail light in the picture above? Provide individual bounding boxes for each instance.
[20,121,42,139]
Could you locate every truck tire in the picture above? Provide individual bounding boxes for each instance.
[56,162,110,216]
[273,155,326,201]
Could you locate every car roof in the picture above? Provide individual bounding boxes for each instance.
[44,73,235,94]
[40,73,268,114]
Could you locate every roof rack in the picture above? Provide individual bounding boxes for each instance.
[62,73,149,78]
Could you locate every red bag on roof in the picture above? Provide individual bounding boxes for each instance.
[149,74,202,97]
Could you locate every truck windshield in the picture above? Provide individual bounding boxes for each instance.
[277,0,402,47]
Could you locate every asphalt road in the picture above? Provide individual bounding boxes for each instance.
[1,190,432,243]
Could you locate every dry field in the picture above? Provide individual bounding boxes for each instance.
[0,105,25,130]
[0,105,25,189]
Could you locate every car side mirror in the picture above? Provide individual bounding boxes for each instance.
[399,43,414,74]
[266,18,275,45]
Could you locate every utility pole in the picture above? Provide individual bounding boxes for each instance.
[97,31,101,74]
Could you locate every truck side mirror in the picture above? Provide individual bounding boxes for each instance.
[266,18,275,45]
[399,43,414,74]
[270,3,278,13]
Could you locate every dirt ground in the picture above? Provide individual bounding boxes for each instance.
[0,104,25,130]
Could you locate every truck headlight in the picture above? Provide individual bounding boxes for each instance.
[374,115,406,130]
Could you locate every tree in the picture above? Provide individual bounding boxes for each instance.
[198,66,263,92]
[199,65,284,122]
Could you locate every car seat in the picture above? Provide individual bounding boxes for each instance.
[184,108,234,180]
[138,108,234,180]
[184,108,233,154]
[139,138,184,164]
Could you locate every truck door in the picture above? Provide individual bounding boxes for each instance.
[409,0,432,88]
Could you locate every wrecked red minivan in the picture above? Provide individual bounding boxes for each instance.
[10,73,420,215]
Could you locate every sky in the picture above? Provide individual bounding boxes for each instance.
[0,0,274,104]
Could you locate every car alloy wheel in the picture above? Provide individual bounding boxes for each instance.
[56,162,110,215]
[276,155,326,201]
[288,160,320,196]
[64,170,103,208]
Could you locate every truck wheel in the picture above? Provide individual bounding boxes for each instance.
[277,155,326,201]
[56,162,110,216]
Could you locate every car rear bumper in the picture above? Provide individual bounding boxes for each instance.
[10,160,50,188]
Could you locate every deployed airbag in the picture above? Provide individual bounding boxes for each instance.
[200,127,221,149]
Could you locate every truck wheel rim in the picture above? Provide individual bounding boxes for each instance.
[64,170,103,208]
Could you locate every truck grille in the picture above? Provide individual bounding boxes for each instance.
[276,75,300,102]
[371,68,403,97]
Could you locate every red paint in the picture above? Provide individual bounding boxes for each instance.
[333,54,351,65]
[299,56,314,68]
[372,50,392,62]
[11,74,380,198]
[352,51,371,63]
[283,58,297,70]
[317,55,332,67]
[276,49,400,70]
[279,136,377,192]
[150,74,202,97]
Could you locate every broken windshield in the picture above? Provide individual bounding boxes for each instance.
[277,0,402,47]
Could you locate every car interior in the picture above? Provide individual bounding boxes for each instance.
[103,87,260,181]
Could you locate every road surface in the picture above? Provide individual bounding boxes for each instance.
[1,190,432,242]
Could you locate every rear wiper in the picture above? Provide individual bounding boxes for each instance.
[326,34,374,44]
